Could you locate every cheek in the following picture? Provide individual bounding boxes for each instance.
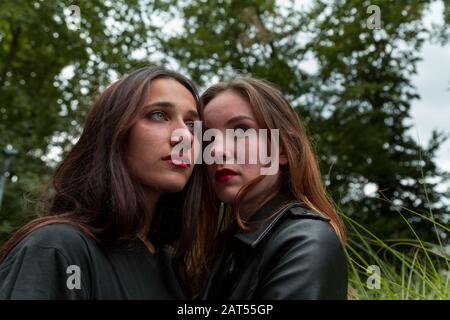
[237,135,266,165]
[129,122,166,153]
[239,164,263,182]
[127,122,169,177]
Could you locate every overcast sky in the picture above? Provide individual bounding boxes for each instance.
[410,1,450,173]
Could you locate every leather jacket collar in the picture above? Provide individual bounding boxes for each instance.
[232,192,330,248]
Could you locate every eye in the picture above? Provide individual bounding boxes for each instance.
[148,111,168,121]
[234,124,251,132]
[185,121,195,132]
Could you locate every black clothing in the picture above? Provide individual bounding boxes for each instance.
[203,193,348,300]
[0,224,184,299]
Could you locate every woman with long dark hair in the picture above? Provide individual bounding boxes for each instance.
[198,77,348,299]
[0,66,213,299]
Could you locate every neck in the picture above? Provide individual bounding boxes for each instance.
[238,186,281,220]
[138,188,161,241]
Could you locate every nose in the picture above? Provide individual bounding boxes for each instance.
[210,134,232,163]
[170,123,194,148]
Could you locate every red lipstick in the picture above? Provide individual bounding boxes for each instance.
[162,155,190,169]
[215,168,239,183]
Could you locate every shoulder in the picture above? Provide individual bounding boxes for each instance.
[266,206,344,258]
[6,223,97,263]
[23,223,91,248]
[0,223,94,299]
[256,207,348,299]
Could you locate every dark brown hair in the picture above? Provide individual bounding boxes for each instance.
[0,66,215,297]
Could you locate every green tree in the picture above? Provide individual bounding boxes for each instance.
[156,0,450,242]
[0,0,157,243]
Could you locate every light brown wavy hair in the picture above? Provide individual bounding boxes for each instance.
[200,77,346,244]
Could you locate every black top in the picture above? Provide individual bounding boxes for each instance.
[202,192,348,300]
[0,224,184,299]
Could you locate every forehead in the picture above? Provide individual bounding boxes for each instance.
[147,78,196,106]
[203,90,255,125]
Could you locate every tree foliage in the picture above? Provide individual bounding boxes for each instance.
[0,0,157,242]
[156,0,450,242]
[0,0,449,244]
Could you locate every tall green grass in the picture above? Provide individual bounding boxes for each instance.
[343,204,449,299]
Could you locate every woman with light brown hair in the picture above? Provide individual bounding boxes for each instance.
[198,77,348,300]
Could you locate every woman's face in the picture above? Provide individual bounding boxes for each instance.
[203,90,285,211]
[127,78,199,195]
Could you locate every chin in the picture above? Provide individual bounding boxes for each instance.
[162,180,189,193]
[215,187,239,205]
[148,173,190,193]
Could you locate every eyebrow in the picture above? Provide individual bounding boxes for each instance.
[144,101,199,118]
[225,115,255,126]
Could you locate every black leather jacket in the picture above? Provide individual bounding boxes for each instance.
[202,193,348,300]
